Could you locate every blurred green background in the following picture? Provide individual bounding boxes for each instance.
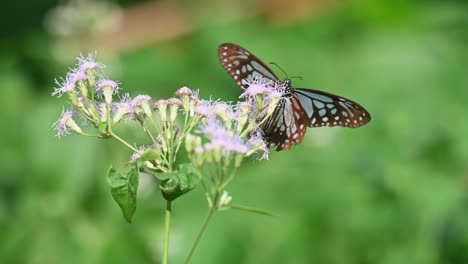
[1,0,468,263]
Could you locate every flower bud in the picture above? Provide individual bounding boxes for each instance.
[99,103,107,122]
[218,191,232,209]
[97,80,119,105]
[167,98,182,123]
[236,102,251,133]
[153,99,167,122]
[185,134,201,153]
[144,161,156,169]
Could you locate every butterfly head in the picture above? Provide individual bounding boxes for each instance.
[275,79,293,98]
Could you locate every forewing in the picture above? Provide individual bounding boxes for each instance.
[218,43,279,89]
[261,94,308,151]
[294,88,371,128]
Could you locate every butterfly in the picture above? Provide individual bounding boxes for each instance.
[218,43,371,151]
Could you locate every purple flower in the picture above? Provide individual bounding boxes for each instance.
[52,77,75,97]
[53,108,82,138]
[96,79,119,94]
[200,118,226,139]
[110,93,134,121]
[132,95,152,107]
[212,135,249,155]
[68,70,87,84]
[167,98,182,106]
[247,131,269,160]
[131,95,152,118]
[77,53,104,72]
[200,118,250,156]
[240,77,274,98]
[175,86,193,97]
[195,99,217,118]
[213,102,235,122]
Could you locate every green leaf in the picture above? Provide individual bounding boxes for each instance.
[139,148,159,161]
[159,163,198,201]
[107,165,139,223]
[98,122,108,134]
[228,204,277,217]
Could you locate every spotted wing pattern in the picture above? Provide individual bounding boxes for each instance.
[294,88,370,128]
[218,43,278,89]
[261,94,309,151]
[218,43,371,151]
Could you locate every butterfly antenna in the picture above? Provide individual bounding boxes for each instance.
[269,62,289,79]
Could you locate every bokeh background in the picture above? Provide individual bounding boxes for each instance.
[2,0,468,263]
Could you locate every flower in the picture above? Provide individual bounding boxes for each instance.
[111,93,132,123]
[195,99,217,118]
[218,191,232,209]
[153,99,168,122]
[247,131,269,160]
[240,77,273,98]
[53,108,83,138]
[52,77,75,97]
[167,98,182,122]
[200,118,249,156]
[96,79,120,104]
[131,95,152,118]
[175,86,193,97]
[69,70,87,84]
[98,102,107,122]
[77,52,104,73]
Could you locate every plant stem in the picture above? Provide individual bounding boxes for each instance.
[184,207,215,264]
[163,200,172,264]
[109,132,138,152]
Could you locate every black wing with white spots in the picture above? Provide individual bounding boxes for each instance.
[294,88,370,128]
[261,94,308,151]
[218,43,371,151]
[218,43,278,89]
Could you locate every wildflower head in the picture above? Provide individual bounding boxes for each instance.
[199,118,249,161]
[175,86,196,115]
[235,101,252,133]
[153,99,168,122]
[167,98,182,122]
[175,86,193,97]
[96,79,119,104]
[77,53,104,74]
[195,99,217,119]
[240,77,272,97]
[53,108,83,138]
[52,77,76,99]
[246,131,269,160]
[214,102,234,126]
[132,95,152,119]
[112,93,131,123]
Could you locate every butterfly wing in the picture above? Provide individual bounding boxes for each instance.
[261,94,309,151]
[294,88,371,128]
[218,43,279,89]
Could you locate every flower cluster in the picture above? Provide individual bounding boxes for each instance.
[52,53,281,214]
[52,53,202,174]
[52,53,287,263]
[183,77,285,209]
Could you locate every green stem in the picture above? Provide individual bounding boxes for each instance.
[109,132,138,152]
[163,200,172,264]
[184,207,215,264]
